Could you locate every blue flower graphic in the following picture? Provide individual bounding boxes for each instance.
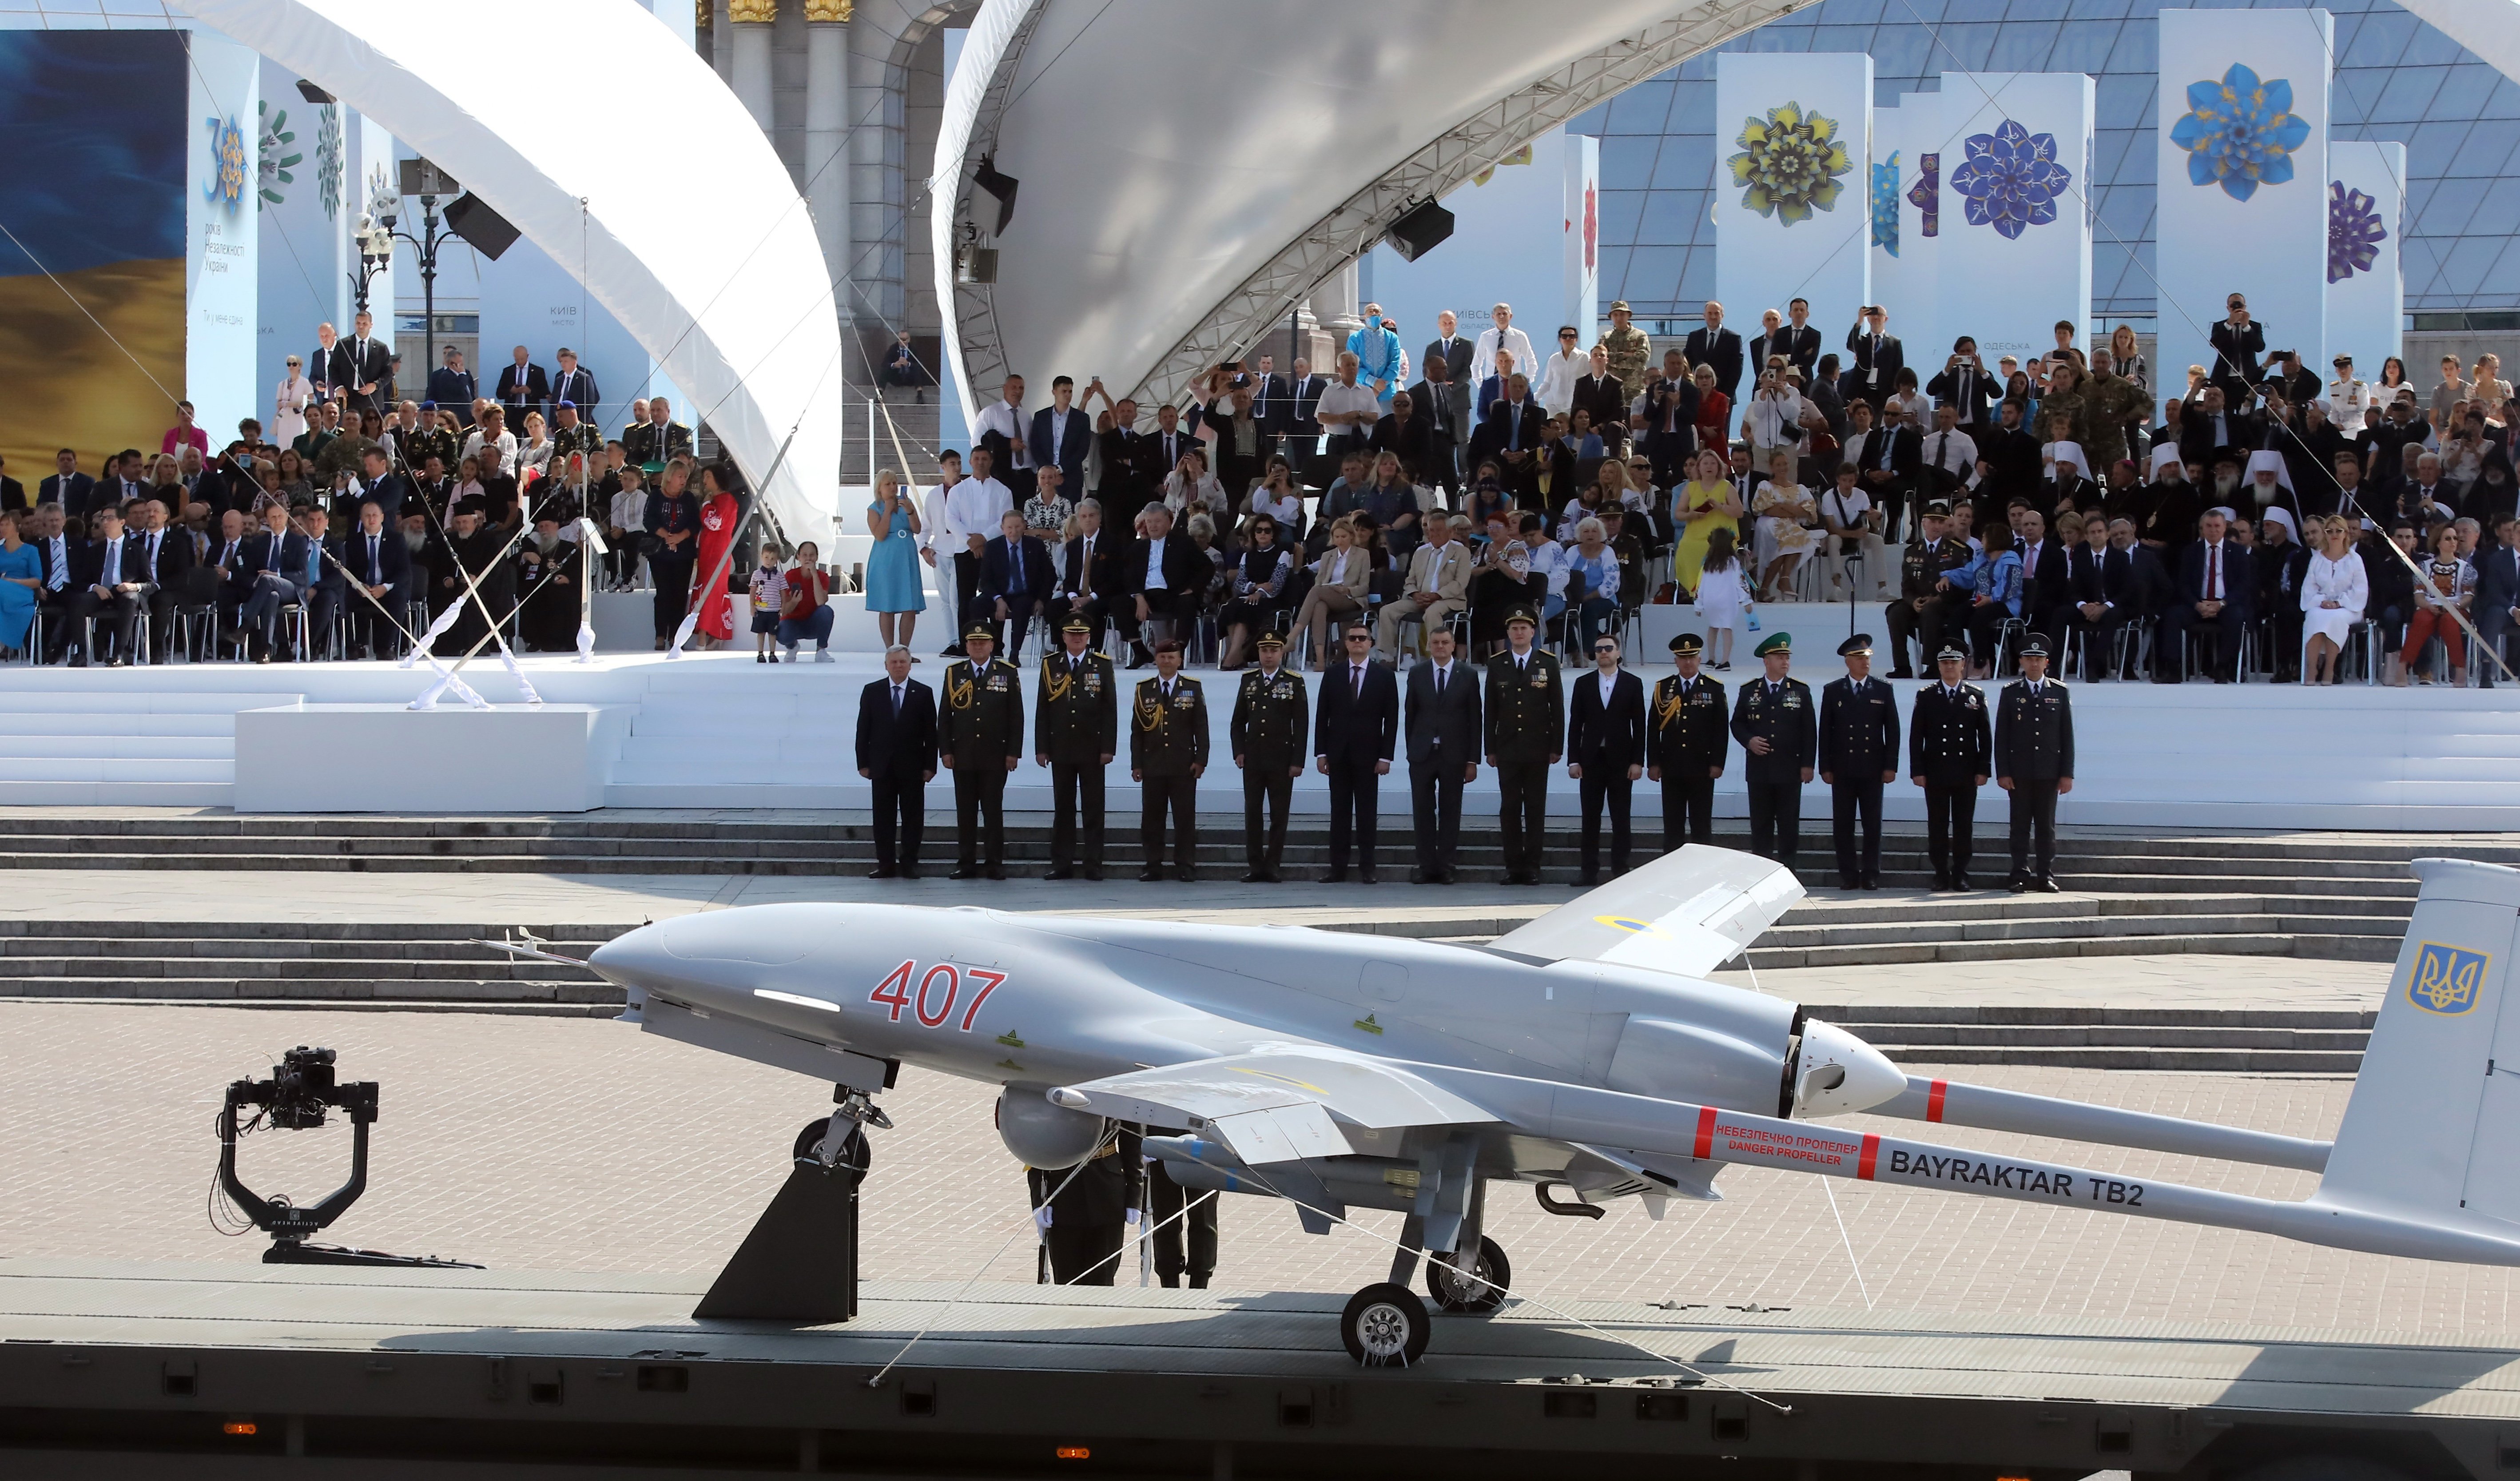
[2170,63,2312,203]
[2327,181,2386,283]
[1871,150,1900,256]
[1946,119,2071,240]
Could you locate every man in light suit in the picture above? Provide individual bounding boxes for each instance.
[855,645,939,878]
[1684,300,1746,404]
[331,309,394,416]
[1404,626,1480,883]
[1566,632,1647,883]
[1027,374,1095,494]
[1374,518,1469,662]
[1313,621,1399,883]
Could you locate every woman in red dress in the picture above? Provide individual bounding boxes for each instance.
[692,464,741,647]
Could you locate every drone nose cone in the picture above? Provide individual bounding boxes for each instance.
[1793,1019,1906,1117]
[588,924,671,990]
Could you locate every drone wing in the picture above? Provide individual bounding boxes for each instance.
[1051,1048,1498,1166]
[1487,843,1802,978]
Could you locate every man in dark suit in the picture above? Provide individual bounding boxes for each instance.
[39,449,94,513]
[547,349,598,425]
[1995,637,2075,892]
[1371,391,1434,477]
[1634,348,1701,491]
[1846,401,1920,527]
[2209,294,2265,407]
[1842,305,1904,410]
[299,504,346,658]
[2013,507,2072,655]
[2064,516,2140,680]
[426,346,478,426]
[356,445,409,526]
[1050,498,1119,651]
[1467,374,1547,506]
[1818,633,1901,891]
[1980,398,2045,501]
[856,646,939,877]
[1141,404,1199,500]
[1684,301,1745,404]
[1406,361,1463,494]
[2475,515,2520,688]
[342,498,412,658]
[1570,348,1627,459]
[1403,626,1479,883]
[1095,399,1149,515]
[1423,314,1476,472]
[1763,298,1823,382]
[1908,645,1991,890]
[1230,630,1308,882]
[1566,631,1646,884]
[1034,614,1118,879]
[495,345,550,431]
[1926,338,1998,431]
[2158,506,2253,682]
[1282,359,1326,474]
[2177,386,2258,470]
[332,310,394,415]
[225,500,312,662]
[977,510,1054,662]
[91,451,148,523]
[1314,621,1399,882]
[29,502,81,662]
[65,504,142,665]
[1125,504,1206,667]
[1027,376,1096,496]
[121,494,193,664]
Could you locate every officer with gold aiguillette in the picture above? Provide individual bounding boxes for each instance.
[1729,630,1816,867]
[1034,614,1117,880]
[940,624,1023,880]
[1647,631,1729,851]
[1130,638,1208,882]
[1228,631,1307,882]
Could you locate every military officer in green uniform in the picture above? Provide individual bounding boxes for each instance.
[1597,299,1654,396]
[401,412,457,481]
[940,624,1023,880]
[1647,632,1727,851]
[1818,632,1901,891]
[1908,644,1991,891]
[1729,630,1816,867]
[1130,638,1208,882]
[1483,608,1564,885]
[1228,630,1307,882]
[1994,635,2075,893]
[1884,501,1973,677]
[1034,614,1117,880]
[550,400,606,479]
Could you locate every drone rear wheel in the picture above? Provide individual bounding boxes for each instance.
[1425,1234,1511,1314]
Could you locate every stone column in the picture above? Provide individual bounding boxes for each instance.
[730,0,775,132]
[804,0,852,297]
[710,0,733,86]
[1312,258,1363,366]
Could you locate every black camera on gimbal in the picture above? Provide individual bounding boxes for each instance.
[217,1046,473,1269]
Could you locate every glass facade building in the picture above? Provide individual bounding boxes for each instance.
[1570,0,2520,327]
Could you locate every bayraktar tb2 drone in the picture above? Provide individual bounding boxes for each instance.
[576,847,2520,1365]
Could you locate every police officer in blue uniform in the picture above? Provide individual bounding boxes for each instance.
[1728,630,1816,866]
[1818,632,1900,890]
[1908,645,1991,891]
[1994,635,2075,892]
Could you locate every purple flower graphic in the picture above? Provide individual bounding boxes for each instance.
[1907,151,1939,237]
[1946,119,2071,239]
[2327,180,2386,283]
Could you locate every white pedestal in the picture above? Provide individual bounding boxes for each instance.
[233,704,635,812]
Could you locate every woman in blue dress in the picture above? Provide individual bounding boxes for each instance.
[0,509,38,660]
[863,468,927,655]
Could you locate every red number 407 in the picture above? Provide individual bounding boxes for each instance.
[869,959,1006,1031]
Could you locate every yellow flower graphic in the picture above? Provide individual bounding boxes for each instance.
[1728,101,1852,227]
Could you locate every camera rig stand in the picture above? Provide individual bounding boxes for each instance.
[218,1047,480,1269]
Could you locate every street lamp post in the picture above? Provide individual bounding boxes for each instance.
[348,214,394,313]
[378,192,457,381]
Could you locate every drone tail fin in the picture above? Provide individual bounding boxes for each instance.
[2318,858,2520,1226]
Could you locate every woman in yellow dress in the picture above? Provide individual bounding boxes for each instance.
[1672,447,1742,598]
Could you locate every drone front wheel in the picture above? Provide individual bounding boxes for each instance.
[1425,1235,1511,1314]
[1341,1282,1431,1367]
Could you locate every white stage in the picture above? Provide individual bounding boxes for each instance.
[0,650,2512,829]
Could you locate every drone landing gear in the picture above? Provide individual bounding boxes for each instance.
[1426,1235,1512,1315]
[1340,1190,1512,1366]
[692,1091,882,1325]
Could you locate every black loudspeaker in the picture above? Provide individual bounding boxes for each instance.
[443,193,521,262]
[1384,199,1455,263]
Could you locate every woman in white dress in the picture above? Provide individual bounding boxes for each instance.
[2300,515,2368,685]
[1750,448,1817,601]
[273,355,315,448]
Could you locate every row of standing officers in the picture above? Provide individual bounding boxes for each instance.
[851,613,2078,893]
